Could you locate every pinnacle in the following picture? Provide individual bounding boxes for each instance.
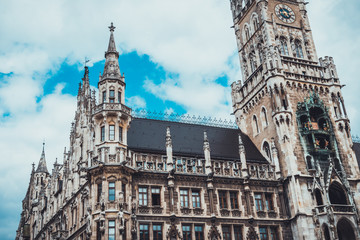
[36,142,49,173]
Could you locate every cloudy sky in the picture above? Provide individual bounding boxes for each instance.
[0,0,359,238]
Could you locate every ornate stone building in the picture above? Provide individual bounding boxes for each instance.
[16,1,360,240]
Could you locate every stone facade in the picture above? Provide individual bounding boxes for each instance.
[16,1,360,240]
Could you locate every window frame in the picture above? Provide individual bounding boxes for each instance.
[259,226,268,240]
[109,90,115,103]
[192,190,201,208]
[109,125,115,141]
[102,91,106,103]
[151,187,161,207]
[194,225,204,240]
[219,190,228,209]
[265,193,274,211]
[153,224,162,240]
[182,225,192,240]
[101,126,105,142]
[97,183,102,202]
[139,224,149,240]
[108,182,115,201]
[222,225,231,240]
[254,193,263,211]
[230,191,239,209]
[108,220,115,240]
[180,189,189,208]
[139,187,148,206]
[119,126,123,143]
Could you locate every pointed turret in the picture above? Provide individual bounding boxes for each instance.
[36,143,48,173]
[101,22,122,81]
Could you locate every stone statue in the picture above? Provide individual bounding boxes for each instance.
[118,203,125,231]
[85,207,92,238]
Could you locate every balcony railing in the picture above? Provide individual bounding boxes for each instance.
[93,103,131,115]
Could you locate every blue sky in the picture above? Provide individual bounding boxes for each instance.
[0,0,359,239]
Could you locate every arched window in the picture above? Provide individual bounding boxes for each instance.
[280,37,289,56]
[295,40,304,58]
[245,26,250,42]
[329,182,348,205]
[337,218,356,240]
[249,52,257,72]
[314,189,323,206]
[322,224,331,240]
[253,18,259,31]
[261,107,268,127]
[253,115,259,134]
[263,141,272,161]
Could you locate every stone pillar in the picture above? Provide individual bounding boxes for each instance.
[204,132,212,175]
[166,127,173,172]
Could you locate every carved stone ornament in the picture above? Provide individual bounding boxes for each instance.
[246,226,259,240]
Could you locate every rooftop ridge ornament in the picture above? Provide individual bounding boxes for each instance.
[132,109,238,129]
[109,22,115,32]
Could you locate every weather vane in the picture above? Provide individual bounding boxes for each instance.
[84,57,90,67]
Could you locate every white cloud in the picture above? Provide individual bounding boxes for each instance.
[126,96,147,109]
[0,0,359,238]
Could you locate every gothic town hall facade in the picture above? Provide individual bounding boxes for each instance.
[16,1,360,239]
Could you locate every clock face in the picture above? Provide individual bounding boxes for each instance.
[275,4,295,23]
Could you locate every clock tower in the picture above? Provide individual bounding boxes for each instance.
[230,0,360,239]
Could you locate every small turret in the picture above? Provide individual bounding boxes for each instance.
[203,131,212,175]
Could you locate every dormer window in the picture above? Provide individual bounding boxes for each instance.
[109,90,115,103]
[102,91,106,103]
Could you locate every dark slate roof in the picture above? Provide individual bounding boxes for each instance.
[352,142,360,169]
[127,118,267,163]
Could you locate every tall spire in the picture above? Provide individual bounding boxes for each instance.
[36,142,49,173]
[101,22,122,81]
[106,22,118,55]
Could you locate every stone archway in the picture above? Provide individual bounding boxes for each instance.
[337,218,356,240]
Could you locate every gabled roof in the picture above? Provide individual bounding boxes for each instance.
[127,118,267,163]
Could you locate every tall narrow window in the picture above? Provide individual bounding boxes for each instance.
[263,142,272,161]
[118,91,122,103]
[122,183,126,202]
[97,183,102,202]
[234,226,242,240]
[253,115,259,134]
[108,182,115,201]
[261,107,268,127]
[101,126,105,142]
[259,227,267,240]
[109,125,115,141]
[108,220,115,240]
[153,224,162,240]
[192,190,201,208]
[139,187,148,206]
[195,225,204,240]
[222,226,231,240]
[295,40,304,58]
[280,38,289,56]
[140,224,149,240]
[182,225,191,240]
[265,193,274,211]
[180,189,189,207]
[152,187,161,206]
[219,191,227,209]
[119,126,123,142]
[230,192,239,209]
[96,222,101,240]
[109,90,115,103]
[255,193,263,211]
[102,91,106,103]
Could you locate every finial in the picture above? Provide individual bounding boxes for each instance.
[166,126,171,137]
[109,22,116,32]
[84,57,90,67]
